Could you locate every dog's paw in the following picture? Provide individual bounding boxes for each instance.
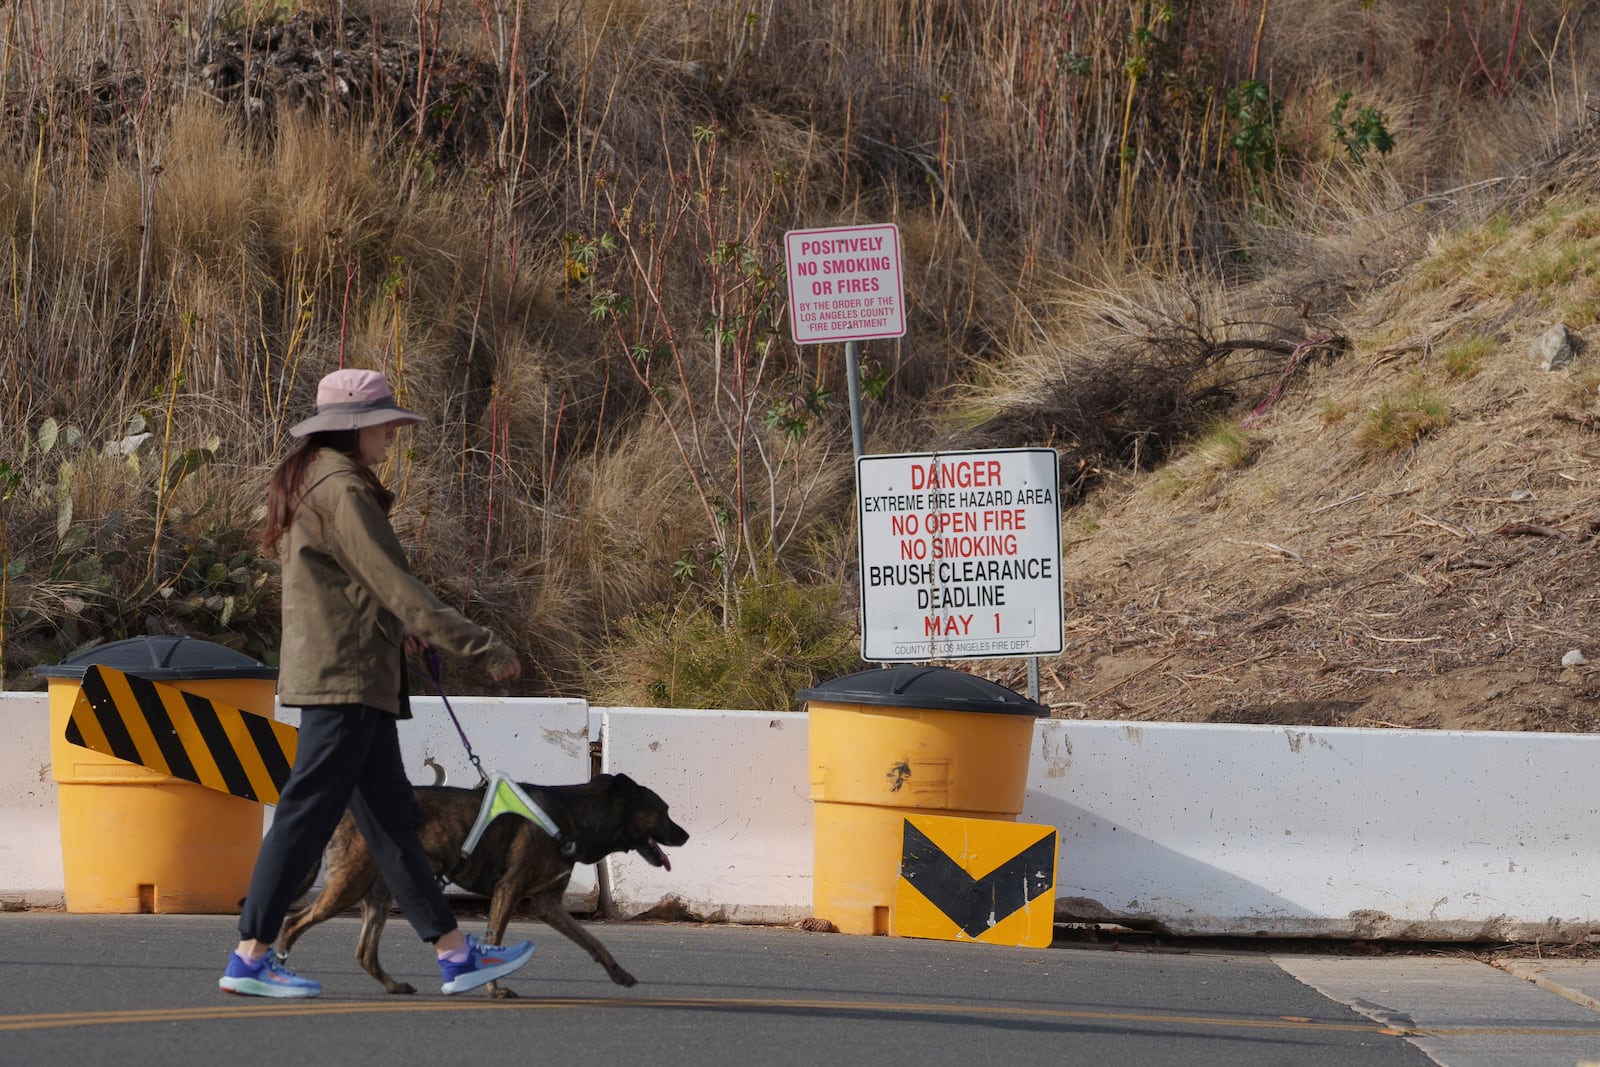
[610,969,638,988]
[489,985,519,1000]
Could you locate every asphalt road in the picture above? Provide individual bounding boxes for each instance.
[3,914,1600,1066]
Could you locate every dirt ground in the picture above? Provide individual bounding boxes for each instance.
[987,321,1600,735]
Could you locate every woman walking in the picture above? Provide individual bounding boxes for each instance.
[219,368,532,998]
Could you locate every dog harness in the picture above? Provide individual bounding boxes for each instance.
[460,772,578,859]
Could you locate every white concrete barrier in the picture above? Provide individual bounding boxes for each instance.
[1025,719,1600,941]
[6,691,1600,942]
[0,693,60,907]
[598,708,811,924]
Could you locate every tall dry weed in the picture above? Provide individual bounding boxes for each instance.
[3,0,1598,699]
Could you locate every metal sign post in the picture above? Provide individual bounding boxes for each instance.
[844,339,865,460]
[784,223,905,462]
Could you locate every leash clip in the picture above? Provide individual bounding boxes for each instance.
[423,646,490,787]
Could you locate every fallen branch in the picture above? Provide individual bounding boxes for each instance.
[1413,514,1474,540]
[1494,521,1567,539]
[1223,537,1313,567]
[1241,333,1338,426]
[1243,611,1295,633]
[1316,662,1403,675]
[1085,653,1176,701]
[1312,492,1366,514]
[1552,409,1600,431]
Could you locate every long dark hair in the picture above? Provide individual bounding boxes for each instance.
[262,431,394,557]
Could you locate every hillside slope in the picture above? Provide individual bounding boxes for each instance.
[4,2,1596,719]
[991,151,1600,733]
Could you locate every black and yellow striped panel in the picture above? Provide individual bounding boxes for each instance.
[64,665,297,805]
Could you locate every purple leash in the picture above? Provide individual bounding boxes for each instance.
[423,646,488,786]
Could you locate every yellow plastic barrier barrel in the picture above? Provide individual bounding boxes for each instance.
[800,665,1047,935]
[35,636,279,914]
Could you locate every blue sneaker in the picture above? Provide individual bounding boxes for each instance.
[439,934,535,995]
[219,950,321,998]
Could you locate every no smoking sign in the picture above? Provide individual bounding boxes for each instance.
[785,224,906,345]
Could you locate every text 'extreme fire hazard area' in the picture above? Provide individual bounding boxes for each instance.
[785,224,906,345]
[857,449,1063,662]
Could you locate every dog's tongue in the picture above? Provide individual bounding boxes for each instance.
[649,838,671,871]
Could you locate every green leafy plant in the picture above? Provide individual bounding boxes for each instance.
[1226,80,1282,177]
[159,495,277,658]
[764,382,833,443]
[0,419,102,681]
[0,410,275,682]
[858,357,889,401]
[1330,91,1396,166]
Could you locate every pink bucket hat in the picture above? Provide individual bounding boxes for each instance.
[289,369,425,437]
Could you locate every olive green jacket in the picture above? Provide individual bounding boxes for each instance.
[275,449,515,717]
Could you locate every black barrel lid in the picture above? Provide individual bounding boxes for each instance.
[798,665,1048,717]
[33,635,277,681]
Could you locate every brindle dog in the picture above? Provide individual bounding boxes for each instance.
[277,773,690,997]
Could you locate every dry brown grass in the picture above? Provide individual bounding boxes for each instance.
[3,0,1599,708]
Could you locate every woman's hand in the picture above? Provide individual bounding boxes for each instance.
[491,656,522,683]
[403,631,430,658]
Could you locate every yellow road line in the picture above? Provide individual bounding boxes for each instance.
[6,995,1600,1037]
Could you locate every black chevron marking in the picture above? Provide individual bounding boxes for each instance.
[899,820,1056,939]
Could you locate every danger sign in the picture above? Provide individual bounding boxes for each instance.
[785,224,906,345]
[857,448,1063,662]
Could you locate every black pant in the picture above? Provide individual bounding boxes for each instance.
[237,704,456,945]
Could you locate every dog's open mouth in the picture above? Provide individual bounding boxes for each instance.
[640,837,672,871]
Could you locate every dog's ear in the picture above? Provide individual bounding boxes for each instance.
[608,772,638,791]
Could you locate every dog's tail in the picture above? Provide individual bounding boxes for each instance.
[237,860,321,915]
[291,862,319,905]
